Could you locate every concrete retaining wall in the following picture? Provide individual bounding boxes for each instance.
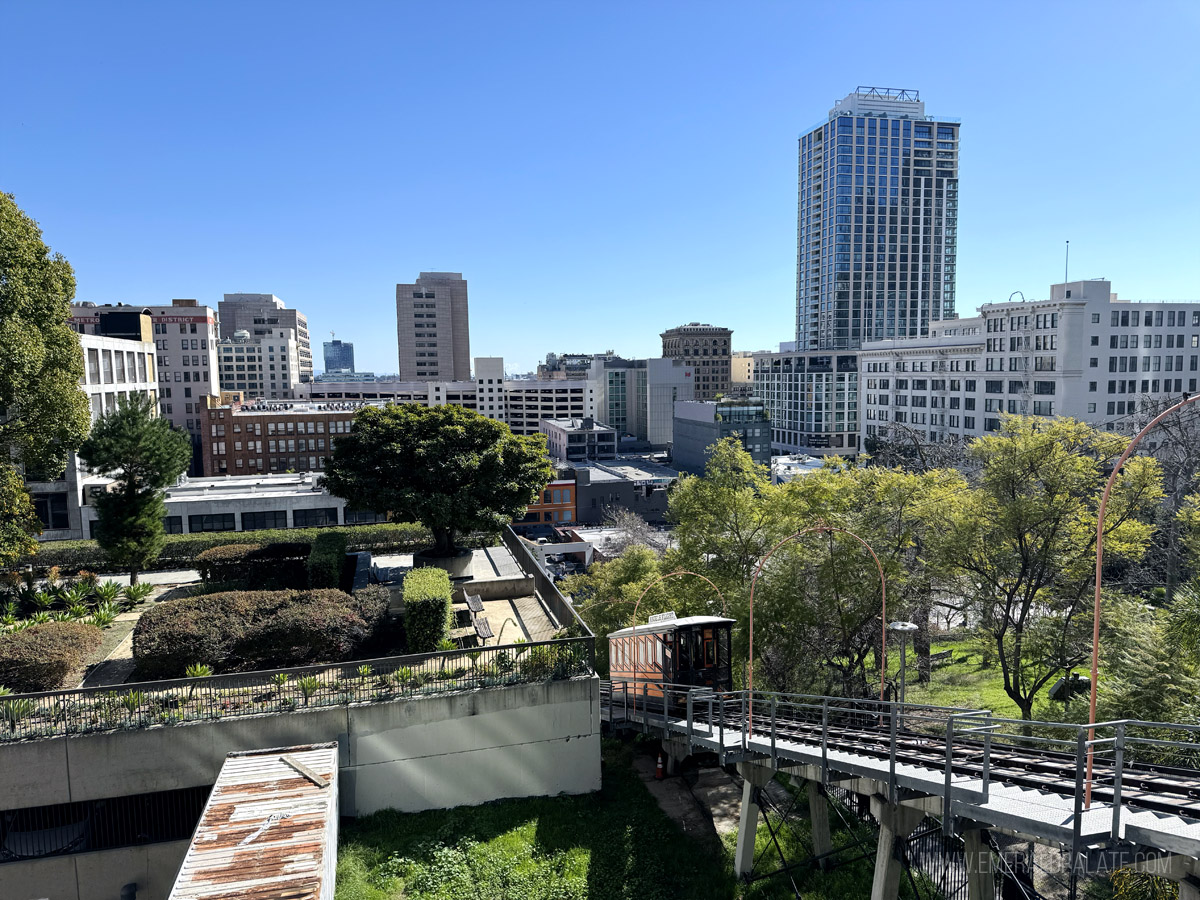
[4,676,601,900]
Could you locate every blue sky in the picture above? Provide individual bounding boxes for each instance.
[3,1,1198,374]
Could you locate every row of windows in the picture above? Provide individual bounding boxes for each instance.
[171,507,343,534]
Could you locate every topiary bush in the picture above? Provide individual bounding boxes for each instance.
[194,542,310,589]
[132,589,374,679]
[402,568,454,653]
[350,584,391,632]
[0,622,103,692]
[307,532,349,589]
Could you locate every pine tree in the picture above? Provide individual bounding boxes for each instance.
[78,394,192,583]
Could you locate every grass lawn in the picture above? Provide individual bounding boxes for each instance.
[886,641,1024,719]
[336,739,932,900]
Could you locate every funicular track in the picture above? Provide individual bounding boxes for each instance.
[600,681,1200,870]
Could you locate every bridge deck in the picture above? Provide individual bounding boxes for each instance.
[601,683,1200,861]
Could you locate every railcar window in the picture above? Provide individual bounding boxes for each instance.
[705,638,715,666]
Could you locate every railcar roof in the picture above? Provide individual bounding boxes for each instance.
[608,616,736,638]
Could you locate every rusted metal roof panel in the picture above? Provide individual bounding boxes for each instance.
[168,742,339,900]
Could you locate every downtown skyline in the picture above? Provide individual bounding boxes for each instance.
[2,1,1198,374]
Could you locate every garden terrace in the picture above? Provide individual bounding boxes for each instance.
[0,637,594,743]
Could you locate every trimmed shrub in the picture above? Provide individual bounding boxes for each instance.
[308,532,348,589]
[402,568,454,653]
[132,589,372,679]
[0,622,103,693]
[194,543,310,589]
[11,522,432,575]
[195,544,263,584]
[350,584,391,631]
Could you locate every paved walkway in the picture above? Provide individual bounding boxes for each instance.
[94,569,200,587]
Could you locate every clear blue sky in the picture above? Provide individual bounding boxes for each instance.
[3,1,1198,374]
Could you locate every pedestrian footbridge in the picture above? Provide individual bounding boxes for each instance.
[601,681,1200,900]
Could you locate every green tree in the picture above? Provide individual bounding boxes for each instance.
[930,416,1163,721]
[0,192,91,560]
[77,394,191,584]
[0,465,41,566]
[750,460,965,695]
[321,404,554,557]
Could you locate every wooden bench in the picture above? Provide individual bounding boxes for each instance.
[465,593,484,614]
[929,650,954,668]
[474,616,494,641]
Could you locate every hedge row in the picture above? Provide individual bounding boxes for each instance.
[308,532,349,589]
[402,567,454,653]
[194,543,310,589]
[12,522,431,574]
[132,588,377,679]
[0,622,103,693]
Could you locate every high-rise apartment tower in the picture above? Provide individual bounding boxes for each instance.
[797,87,959,350]
[396,272,471,382]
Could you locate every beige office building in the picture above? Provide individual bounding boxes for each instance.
[660,323,732,401]
[219,293,313,383]
[396,272,471,382]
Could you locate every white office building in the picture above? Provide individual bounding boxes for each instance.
[860,279,1200,448]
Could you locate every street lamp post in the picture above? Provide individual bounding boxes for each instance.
[888,621,919,725]
[1085,393,1200,807]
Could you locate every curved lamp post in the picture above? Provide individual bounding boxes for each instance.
[1085,393,1200,807]
[747,525,889,736]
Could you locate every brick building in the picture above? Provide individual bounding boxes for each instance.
[199,399,371,476]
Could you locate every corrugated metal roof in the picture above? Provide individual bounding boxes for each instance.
[168,743,339,900]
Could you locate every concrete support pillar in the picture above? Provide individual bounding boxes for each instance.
[733,762,774,878]
[661,737,688,777]
[961,828,995,900]
[807,780,832,869]
[869,795,925,900]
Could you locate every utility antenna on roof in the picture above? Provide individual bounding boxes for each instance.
[1065,241,1070,284]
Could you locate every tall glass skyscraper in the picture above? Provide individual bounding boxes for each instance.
[796,87,959,350]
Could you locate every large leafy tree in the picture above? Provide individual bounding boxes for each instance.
[0,192,91,559]
[930,415,1163,721]
[321,404,554,557]
[78,394,192,584]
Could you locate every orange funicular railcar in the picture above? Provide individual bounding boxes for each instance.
[608,612,735,704]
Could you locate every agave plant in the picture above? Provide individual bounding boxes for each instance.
[389,667,414,690]
[122,583,155,606]
[120,691,147,715]
[93,581,123,604]
[185,663,213,699]
[63,583,92,607]
[29,591,55,612]
[51,611,75,622]
[8,619,34,633]
[66,603,91,620]
[90,607,118,629]
[0,695,35,731]
[297,676,321,705]
[28,611,52,625]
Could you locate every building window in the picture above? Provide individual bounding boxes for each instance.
[345,508,388,525]
[241,510,288,531]
[32,493,69,530]
[162,516,183,534]
[293,507,338,528]
[188,513,235,533]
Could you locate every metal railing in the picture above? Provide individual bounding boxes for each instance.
[601,681,1200,852]
[0,638,594,743]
